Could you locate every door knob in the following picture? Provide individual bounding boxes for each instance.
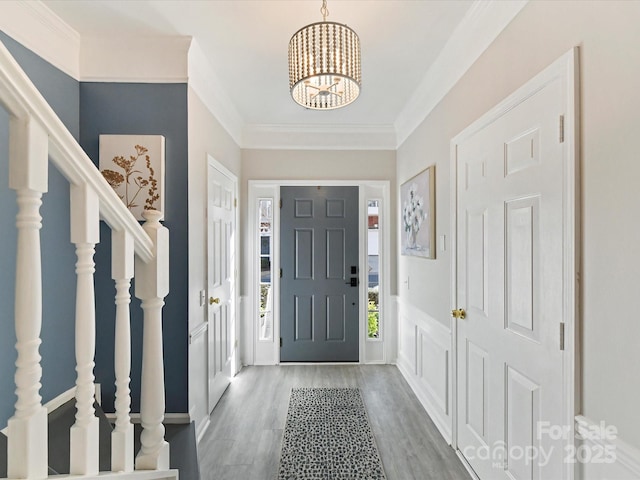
[451,308,466,319]
[209,297,220,305]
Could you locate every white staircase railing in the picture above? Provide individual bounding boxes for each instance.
[0,39,174,479]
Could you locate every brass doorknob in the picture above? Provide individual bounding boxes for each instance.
[451,308,466,319]
[209,297,220,305]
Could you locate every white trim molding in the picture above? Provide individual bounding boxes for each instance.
[1,386,78,434]
[188,39,244,146]
[104,412,191,425]
[80,35,191,83]
[396,299,453,444]
[0,0,80,79]
[395,0,529,147]
[0,39,155,259]
[242,124,397,151]
[247,180,392,367]
[575,416,640,480]
[0,0,531,151]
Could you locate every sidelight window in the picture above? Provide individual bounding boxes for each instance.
[258,199,273,341]
[368,200,381,339]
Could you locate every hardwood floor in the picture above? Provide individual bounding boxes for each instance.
[198,365,471,480]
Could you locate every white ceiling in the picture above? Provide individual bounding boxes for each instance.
[42,0,475,135]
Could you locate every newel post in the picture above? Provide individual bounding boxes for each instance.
[111,230,135,472]
[135,210,170,470]
[7,117,49,479]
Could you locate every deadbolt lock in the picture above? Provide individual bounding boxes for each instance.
[451,308,466,319]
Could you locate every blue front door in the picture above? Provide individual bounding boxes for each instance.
[280,186,359,362]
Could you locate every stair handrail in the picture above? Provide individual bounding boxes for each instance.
[1,38,172,477]
[0,39,153,262]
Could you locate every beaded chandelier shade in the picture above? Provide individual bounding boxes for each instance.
[288,1,361,110]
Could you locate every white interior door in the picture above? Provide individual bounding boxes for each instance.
[454,54,577,480]
[207,159,236,412]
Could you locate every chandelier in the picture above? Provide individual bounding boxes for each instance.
[288,0,361,110]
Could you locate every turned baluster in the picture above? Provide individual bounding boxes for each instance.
[7,117,49,479]
[69,183,100,475]
[111,229,135,472]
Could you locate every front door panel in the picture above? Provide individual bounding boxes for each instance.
[280,186,359,362]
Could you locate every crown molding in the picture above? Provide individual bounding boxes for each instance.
[242,124,397,151]
[0,0,80,79]
[394,0,529,147]
[187,39,244,146]
[80,35,190,83]
[0,0,529,151]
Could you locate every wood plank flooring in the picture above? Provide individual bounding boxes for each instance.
[198,365,471,480]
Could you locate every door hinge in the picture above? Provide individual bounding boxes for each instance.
[234,198,237,208]
[559,322,565,350]
[280,337,283,348]
[280,268,283,278]
[279,198,283,209]
[559,115,565,143]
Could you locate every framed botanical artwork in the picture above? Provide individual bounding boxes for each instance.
[99,134,165,221]
[401,165,435,258]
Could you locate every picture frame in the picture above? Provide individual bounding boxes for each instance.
[99,134,165,221]
[400,165,435,258]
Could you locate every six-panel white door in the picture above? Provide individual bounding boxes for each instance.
[455,74,569,479]
[207,160,236,412]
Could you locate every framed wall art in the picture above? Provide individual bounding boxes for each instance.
[99,134,165,221]
[400,165,435,259]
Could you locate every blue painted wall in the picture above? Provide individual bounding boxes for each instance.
[79,83,189,413]
[1,31,190,427]
[0,31,80,428]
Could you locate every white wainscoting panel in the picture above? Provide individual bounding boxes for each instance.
[576,415,640,480]
[385,295,399,364]
[188,322,210,443]
[417,327,449,415]
[396,300,452,443]
[238,295,250,365]
[397,312,416,375]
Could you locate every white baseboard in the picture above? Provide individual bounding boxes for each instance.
[56,469,179,480]
[278,362,365,366]
[195,416,211,444]
[1,386,78,435]
[1,384,191,435]
[575,415,640,479]
[45,385,77,412]
[456,449,481,480]
[1,384,118,436]
[104,412,191,425]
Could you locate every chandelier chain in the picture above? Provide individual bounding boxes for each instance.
[320,0,329,21]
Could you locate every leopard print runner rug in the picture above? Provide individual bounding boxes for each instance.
[278,387,387,480]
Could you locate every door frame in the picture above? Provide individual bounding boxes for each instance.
[247,179,392,366]
[449,48,580,479]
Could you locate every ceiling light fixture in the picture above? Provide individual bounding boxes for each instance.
[288,0,361,110]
